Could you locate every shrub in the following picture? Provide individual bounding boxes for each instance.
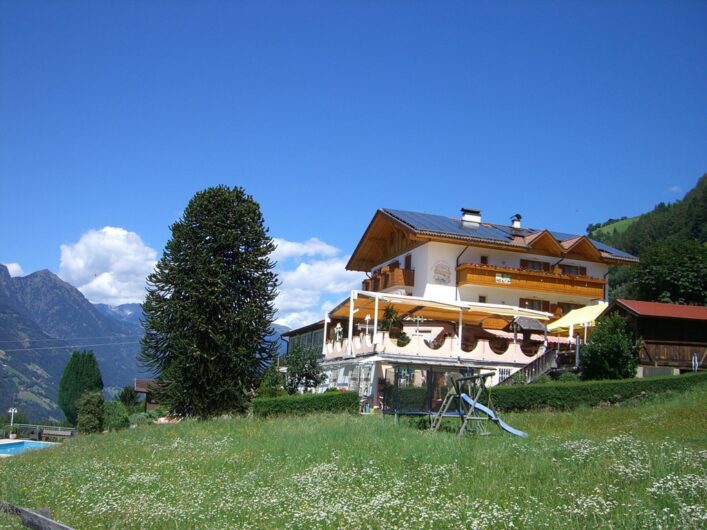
[580,313,639,380]
[117,386,141,412]
[510,371,527,385]
[486,371,707,412]
[284,345,325,394]
[258,362,286,398]
[530,374,552,384]
[129,413,149,426]
[77,392,105,434]
[252,391,359,417]
[104,401,130,431]
[323,387,340,393]
[558,371,580,383]
[58,350,104,425]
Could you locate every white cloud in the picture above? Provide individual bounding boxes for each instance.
[272,238,364,330]
[668,185,682,194]
[271,237,339,263]
[3,263,25,277]
[59,227,157,305]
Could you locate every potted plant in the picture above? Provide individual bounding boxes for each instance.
[380,305,403,339]
[8,425,18,439]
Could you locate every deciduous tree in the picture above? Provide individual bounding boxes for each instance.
[580,314,639,380]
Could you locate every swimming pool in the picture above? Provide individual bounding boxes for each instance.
[0,441,57,457]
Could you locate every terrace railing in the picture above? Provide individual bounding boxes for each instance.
[497,347,557,385]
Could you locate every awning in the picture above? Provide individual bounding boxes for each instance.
[327,290,552,328]
[547,302,608,334]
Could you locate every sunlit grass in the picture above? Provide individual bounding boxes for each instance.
[0,386,705,529]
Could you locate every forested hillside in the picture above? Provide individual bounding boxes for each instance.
[589,174,707,304]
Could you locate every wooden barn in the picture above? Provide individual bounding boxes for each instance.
[604,299,707,377]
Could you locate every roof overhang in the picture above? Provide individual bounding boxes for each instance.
[327,290,552,328]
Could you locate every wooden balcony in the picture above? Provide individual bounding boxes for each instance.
[456,263,606,299]
[362,267,415,292]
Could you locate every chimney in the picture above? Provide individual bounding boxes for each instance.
[461,208,481,225]
[511,213,522,229]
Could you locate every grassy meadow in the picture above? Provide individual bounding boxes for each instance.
[1,385,706,529]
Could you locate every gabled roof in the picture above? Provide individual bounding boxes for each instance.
[346,208,639,271]
[612,300,707,321]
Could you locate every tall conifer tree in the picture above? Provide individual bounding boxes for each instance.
[140,185,278,418]
[58,350,104,425]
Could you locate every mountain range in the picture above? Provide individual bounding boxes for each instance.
[0,265,289,422]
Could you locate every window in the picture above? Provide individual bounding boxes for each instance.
[560,264,587,276]
[519,298,550,312]
[478,295,487,303]
[559,303,583,316]
[520,259,550,272]
[404,254,412,270]
[480,255,489,265]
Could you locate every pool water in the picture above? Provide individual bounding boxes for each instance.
[0,441,57,457]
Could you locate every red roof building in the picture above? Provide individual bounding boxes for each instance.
[605,300,707,376]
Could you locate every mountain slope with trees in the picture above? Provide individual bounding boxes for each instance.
[589,174,707,303]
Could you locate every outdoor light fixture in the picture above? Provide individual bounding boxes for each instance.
[8,407,17,427]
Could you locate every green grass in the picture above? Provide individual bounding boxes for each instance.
[1,387,705,529]
[592,217,638,238]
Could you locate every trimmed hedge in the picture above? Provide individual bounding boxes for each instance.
[252,391,359,417]
[486,371,707,412]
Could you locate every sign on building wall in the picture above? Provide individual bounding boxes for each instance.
[495,273,512,284]
[432,261,451,285]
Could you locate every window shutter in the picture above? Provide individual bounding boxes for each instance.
[579,266,587,276]
[520,259,528,270]
[542,301,551,313]
[543,262,550,272]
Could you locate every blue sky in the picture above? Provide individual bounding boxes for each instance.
[1,1,705,327]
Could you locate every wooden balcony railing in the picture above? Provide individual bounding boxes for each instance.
[362,268,415,292]
[456,263,606,299]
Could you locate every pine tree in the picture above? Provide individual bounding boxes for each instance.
[58,350,104,425]
[140,185,278,418]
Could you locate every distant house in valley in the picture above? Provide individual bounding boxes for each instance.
[604,299,707,377]
[134,378,159,412]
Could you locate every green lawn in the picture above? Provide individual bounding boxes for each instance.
[1,386,706,529]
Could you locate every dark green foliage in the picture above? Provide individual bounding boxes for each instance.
[77,391,105,434]
[129,413,149,426]
[558,371,580,383]
[530,374,552,384]
[58,350,104,426]
[257,362,285,398]
[251,391,359,417]
[2,410,29,425]
[485,371,707,412]
[580,314,639,380]
[104,401,130,431]
[631,239,707,305]
[117,386,141,412]
[510,371,527,385]
[140,186,278,418]
[379,305,403,337]
[396,332,411,347]
[284,345,324,394]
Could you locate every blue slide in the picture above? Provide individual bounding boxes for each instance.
[460,394,528,438]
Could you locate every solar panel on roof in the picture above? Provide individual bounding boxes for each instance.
[383,209,637,259]
[384,209,513,242]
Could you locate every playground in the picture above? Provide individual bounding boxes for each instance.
[381,366,527,437]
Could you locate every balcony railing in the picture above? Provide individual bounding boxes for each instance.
[362,267,415,292]
[456,263,606,299]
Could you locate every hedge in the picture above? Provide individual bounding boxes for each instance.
[252,391,360,417]
[486,371,707,412]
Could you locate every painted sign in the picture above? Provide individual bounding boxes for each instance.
[495,273,512,284]
[432,261,452,285]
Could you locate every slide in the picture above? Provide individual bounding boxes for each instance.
[460,394,528,438]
